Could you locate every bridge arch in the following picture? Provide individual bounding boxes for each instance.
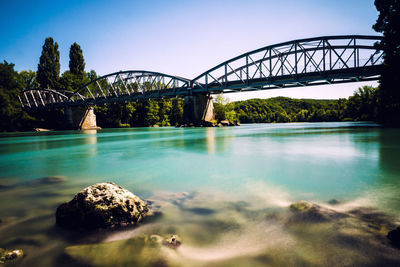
[19,88,79,108]
[190,35,384,94]
[67,70,191,106]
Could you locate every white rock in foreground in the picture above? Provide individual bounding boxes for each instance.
[56,182,149,229]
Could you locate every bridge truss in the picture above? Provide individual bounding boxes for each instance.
[190,35,383,93]
[20,35,384,109]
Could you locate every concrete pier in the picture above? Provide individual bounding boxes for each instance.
[65,106,101,130]
[183,94,214,124]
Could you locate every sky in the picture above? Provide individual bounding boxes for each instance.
[0,0,381,101]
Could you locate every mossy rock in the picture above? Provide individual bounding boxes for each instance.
[0,248,24,264]
[290,201,314,212]
[56,182,149,229]
[289,201,347,223]
[65,234,181,266]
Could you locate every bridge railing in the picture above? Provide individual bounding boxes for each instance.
[190,35,384,93]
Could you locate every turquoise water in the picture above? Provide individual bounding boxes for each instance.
[1,122,400,266]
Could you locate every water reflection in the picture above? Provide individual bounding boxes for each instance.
[81,129,98,157]
[206,128,215,154]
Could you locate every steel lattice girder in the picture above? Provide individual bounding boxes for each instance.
[19,35,384,109]
[190,35,383,93]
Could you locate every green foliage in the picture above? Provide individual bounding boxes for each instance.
[60,70,90,92]
[86,70,98,82]
[214,88,380,124]
[373,0,400,125]
[0,61,21,130]
[37,37,60,89]
[0,61,37,131]
[94,98,184,128]
[213,94,238,123]
[345,86,379,121]
[60,43,89,92]
[18,70,38,90]
[170,98,184,126]
[69,43,85,75]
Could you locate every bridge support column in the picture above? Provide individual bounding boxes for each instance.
[64,106,101,130]
[183,94,214,125]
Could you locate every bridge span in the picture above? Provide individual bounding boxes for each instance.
[19,35,384,128]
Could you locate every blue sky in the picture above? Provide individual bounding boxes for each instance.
[0,0,380,100]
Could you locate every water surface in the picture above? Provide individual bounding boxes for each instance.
[1,122,400,266]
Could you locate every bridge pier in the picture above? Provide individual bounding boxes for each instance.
[183,94,214,125]
[65,106,101,130]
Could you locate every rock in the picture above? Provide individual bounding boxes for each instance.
[328,199,340,205]
[147,234,182,249]
[202,120,214,127]
[162,234,181,249]
[56,182,149,229]
[289,201,346,222]
[65,234,180,266]
[0,248,24,264]
[388,227,400,247]
[169,192,190,206]
[0,184,12,190]
[348,207,396,228]
[220,120,230,126]
[34,128,52,131]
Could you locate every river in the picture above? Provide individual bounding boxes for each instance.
[1,122,400,266]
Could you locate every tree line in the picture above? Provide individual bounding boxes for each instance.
[214,86,379,124]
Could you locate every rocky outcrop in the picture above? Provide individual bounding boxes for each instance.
[56,182,149,229]
[388,227,400,247]
[0,249,24,264]
[289,201,347,222]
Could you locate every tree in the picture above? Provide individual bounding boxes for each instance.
[373,0,400,125]
[0,61,36,131]
[69,43,85,75]
[60,70,89,92]
[60,43,89,92]
[37,37,60,89]
[170,98,183,126]
[18,70,38,90]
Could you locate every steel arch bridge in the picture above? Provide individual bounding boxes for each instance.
[20,35,384,109]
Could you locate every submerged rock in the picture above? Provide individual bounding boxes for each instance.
[0,248,24,264]
[328,199,340,205]
[388,227,400,247]
[56,182,149,229]
[146,234,182,249]
[65,234,181,266]
[162,234,182,249]
[29,176,66,185]
[289,201,346,222]
[0,184,12,190]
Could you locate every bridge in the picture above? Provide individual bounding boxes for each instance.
[19,35,384,128]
